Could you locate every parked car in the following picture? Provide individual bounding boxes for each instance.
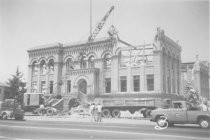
[150,101,210,129]
[0,99,24,120]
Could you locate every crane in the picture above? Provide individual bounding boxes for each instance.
[88,6,114,43]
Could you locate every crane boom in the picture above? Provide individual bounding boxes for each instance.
[88,6,114,42]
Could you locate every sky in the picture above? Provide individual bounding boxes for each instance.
[0,0,209,83]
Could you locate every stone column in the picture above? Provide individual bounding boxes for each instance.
[45,63,49,94]
[173,58,177,94]
[37,64,41,93]
[140,63,146,92]
[98,60,105,95]
[162,53,166,93]
[169,56,173,94]
[127,52,132,93]
[94,59,101,95]
[111,55,119,94]
[61,63,66,96]
[27,65,32,92]
[53,62,63,96]
[153,50,163,93]
[177,59,181,94]
[127,66,131,93]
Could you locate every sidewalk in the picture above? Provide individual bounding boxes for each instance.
[24,115,155,126]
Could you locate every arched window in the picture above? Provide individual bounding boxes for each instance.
[48,59,54,74]
[66,58,74,72]
[88,55,95,68]
[104,53,111,69]
[40,60,47,74]
[32,61,38,76]
[80,55,87,69]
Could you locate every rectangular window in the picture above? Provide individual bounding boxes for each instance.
[120,76,127,92]
[105,78,111,93]
[31,81,37,93]
[147,74,154,91]
[50,81,53,94]
[133,75,140,92]
[41,81,46,93]
[67,80,71,93]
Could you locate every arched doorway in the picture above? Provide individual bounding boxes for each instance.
[77,79,87,94]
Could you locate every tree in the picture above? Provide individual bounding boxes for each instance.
[5,67,26,104]
[183,80,200,105]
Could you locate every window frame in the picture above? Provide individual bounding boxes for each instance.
[105,78,111,93]
[133,75,140,92]
[120,76,127,92]
[50,81,53,94]
[67,80,71,93]
[147,74,154,91]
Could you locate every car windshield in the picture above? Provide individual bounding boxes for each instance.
[173,103,183,108]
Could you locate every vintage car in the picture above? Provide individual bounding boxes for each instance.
[0,99,24,120]
[150,101,210,129]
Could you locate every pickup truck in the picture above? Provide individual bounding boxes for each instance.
[150,101,210,129]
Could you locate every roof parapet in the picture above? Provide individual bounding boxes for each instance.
[27,43,63,52]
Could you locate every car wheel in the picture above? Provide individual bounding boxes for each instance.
[102,109,110,118]
[46,108,54,116]
[157,117,167,128]
[2,113,8,120]
[199,118,210,129]
[111,109,121,118]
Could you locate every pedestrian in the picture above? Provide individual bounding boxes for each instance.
[200,101,208,111]
[96,103,102,122]
[89,103,95,122]
[40,103,45,116]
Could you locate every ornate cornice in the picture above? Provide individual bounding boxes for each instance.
[66,68,100,76]
[28,47,63,59]
[63,38,115,56]
[28,43,63,52]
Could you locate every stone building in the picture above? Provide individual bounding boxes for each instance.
[27,29,182,110]
[181,56,209,100]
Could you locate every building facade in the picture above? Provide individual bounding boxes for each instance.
[181,56,209,100]
[27,29,182,110]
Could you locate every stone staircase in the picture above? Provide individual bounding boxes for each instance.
[45,98,64,111]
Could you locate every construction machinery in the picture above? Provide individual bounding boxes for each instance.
[88,6,114,42]
[23,93,63,116]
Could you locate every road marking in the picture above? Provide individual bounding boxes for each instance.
[0,124,209,140]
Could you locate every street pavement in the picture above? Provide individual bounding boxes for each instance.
[24,114,155,125]
[0,115,209,140]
